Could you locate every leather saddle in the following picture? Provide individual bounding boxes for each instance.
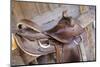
[13,11,84,63]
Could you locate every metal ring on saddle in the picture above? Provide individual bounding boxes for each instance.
[37,40,51,48]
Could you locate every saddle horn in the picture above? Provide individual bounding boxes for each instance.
[62,10,68,17]
[62,10,74,27]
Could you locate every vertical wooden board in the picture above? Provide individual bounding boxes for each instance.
[81,23,95,61]
[12,0,24,22]
[82,28,90,61]
[30,3,40,17]
[54,4,59,9]
[38,3,47,14]
[41,3,51,13]
[49,4,59,11]
[31,3,40,18]
[78,11,95,28]
[35,3,43,15]
[19,2,38,19]
[85,24,95,61]
[48,4,54,11]
[11,13,17,33]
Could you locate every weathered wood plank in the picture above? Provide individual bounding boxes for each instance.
[12,0,25,22]
[19,2,38,19]
[84,24,95,61]
[78,10,95,28]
